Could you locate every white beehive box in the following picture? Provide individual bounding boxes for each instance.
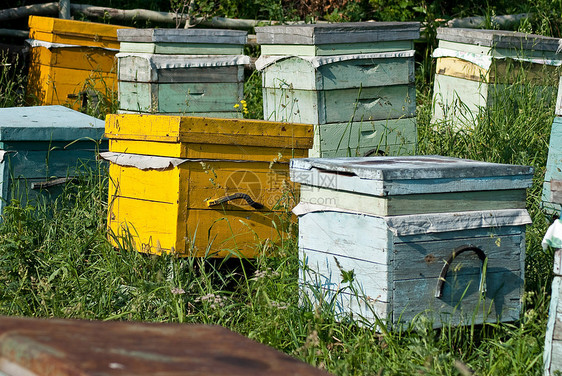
[290,156,533,329]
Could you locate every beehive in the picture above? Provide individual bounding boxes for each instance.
[255,22,419,158]
[544,249,562,375]
[290,156,533,329]
[116,29,249,117]
[432,28,561,128]
[0,316,330,376]
[103,114,313,257]
[0,105,105,213]
[26,16,131,110]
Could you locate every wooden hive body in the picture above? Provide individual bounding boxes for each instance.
[542,117,562,215]
[104,114,313,257]
[291,156,533,329]
[256,22,419,158]
[26,16,130,110]
[116,29,248,118]
[432,28,561,128]
[544,249,562,375]
[0,106,105,213]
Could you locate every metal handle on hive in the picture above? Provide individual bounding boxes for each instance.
[205,193,263,209]
[435,245,487,299]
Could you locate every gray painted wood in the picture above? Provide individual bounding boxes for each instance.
[256,22,420,45]
[117,28,247,44]
[0,105,104,141]
[262,56,414,90]
[542,116,562,215]
[118,42,244,55]
[263,84,415,124]
[290,156,533,196]
[436,27,561,51]
[118,55,244,83]
[438,40,562,60]
[116,110,243,119]
[556,77,562,116]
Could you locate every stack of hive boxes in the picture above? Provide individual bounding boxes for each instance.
[255,22,419,158]
[291,156,533,329]
[542,78,562,215]
[0,105,105,214]
[116,29,249,118]
[26,16,129,109]
[432,27,561,128]
[103,114,313,257]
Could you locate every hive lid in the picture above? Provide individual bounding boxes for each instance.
[0,105,105,142]
[117,28,248,44]
[105,114,313,150]
[290,156,534,196]
[256,22,420,45]
[28,16,130,49]
[436,27,561,51]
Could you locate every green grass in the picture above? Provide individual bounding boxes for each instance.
[0,36,558,376]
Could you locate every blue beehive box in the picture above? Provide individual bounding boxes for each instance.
[290,156,533,329]
[0,105,105,213]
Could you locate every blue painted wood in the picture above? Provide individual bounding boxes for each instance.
[542,116,562,215]
[0,105,105,141]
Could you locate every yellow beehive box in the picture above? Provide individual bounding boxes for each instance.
[26,16,132,109]
[103,114,313,258]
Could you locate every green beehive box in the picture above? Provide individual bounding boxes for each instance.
[432,27,561,128]
[117,29,249,118]
[256,22,420,158]
[0,105,105,213]
[542,116,562,215]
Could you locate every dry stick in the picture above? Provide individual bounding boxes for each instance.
[59,0,71,19]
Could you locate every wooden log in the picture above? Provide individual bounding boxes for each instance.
[446,13,531,29]
[0,2,58,22]
[59,0,70,19]
[0,29,28,38]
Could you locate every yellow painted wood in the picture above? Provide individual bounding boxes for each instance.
[28,16,131,49]
[436,56,559,84]
[105,114,314,149]
[27,62,117,108]
[108,160,299,257]
[108,139,307,162]
[30,46,116,72]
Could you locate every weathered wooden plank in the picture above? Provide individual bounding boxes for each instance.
[393,225,525,244]
[556,77,562,116]
[298,211,391,265]
[392,234,522,279]
[105,114,313,149]
[118,41,244,55]
[117,110,243,119]
[300,247,389,298]
[310,143,417,158]
[262,56,414,91]
[438,40,562,60]
[117,28,248,44]
[554,249,562,276]
[393,269,522,327]
[436,27,561,51]
[118,81,243,113]
[3,149,100,179]
[542,117,562,214]
[260,41,414,56]
[256,22,420,45]
[263,84,415,124]
[117,54,245,83]
[108,139,306,162]
[300,186,526,216]
[0,316,330,376]
[29,45,116,72]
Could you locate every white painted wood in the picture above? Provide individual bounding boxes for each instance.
[554,249,562,276]
[556,78,562,116]
[545,276,562,375]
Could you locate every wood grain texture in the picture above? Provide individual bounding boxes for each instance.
[260,41,413,56]
[118,42,244,55]
[542,116,562,215]
[29,46,117,72]
[263,84,415,124]
[262,56,414,91]
[117,28,248,44]
[118,81,243,113]
[436,27,560,51]
[256,22,420,45]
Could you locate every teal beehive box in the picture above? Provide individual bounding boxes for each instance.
[0,105,105,213]
[290,156,533,329]
[544,248,562,375]
[116,28,249,118]
[256,22,420,158]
